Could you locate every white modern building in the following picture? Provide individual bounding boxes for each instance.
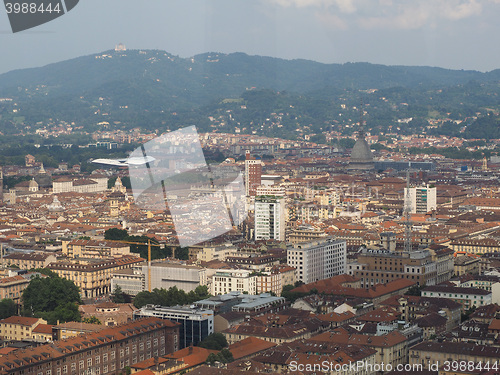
[211,269,256,295]
[287,237,347,284]
[111,260,205,295]
[254,195,285,241]
[405,184,437,214]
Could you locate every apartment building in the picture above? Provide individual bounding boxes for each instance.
[311,330,408,370]
[409,342,500,368]
[48,255,143,298]
[422,285,492,311]
[254,195,285,241]
[0,318,180,375]
[0,316,46,341]
[256,265,296,295]
[348,248,445,287]
[211,269,256,295]
[287,237,346,284]
[2,252,57,269]
[0,275,30,301]
[287,226,328,244]
[62,240,131,259]
[405,184,437,214]
[454,255,480,276]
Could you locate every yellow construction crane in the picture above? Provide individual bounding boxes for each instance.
[111,239,164,292]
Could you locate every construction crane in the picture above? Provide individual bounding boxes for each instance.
[110,239,164,292]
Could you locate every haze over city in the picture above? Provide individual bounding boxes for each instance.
[2,0,500,74]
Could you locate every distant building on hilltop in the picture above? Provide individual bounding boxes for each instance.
[115,43,126,52]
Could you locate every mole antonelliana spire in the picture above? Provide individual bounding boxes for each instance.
[348,101,375,171]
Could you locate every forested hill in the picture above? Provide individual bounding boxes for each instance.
[1,49,500,140]
[1,49,499,107]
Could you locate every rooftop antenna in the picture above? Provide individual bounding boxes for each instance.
[359,98,365,138]
[404,163,413,253]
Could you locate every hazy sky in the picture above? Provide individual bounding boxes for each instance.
[1,0,500,74]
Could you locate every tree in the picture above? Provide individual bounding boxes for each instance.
[83,316,102,325]
[198,333,228,350]
[174,247,189,260]
[219,348,234,363]
[461,306,477,322]
[111,286,126,304]
[105,228,128,241]
[206,349,234,365]
[38,302,81,325]
[22,274,81,323]
[0,299,17,319]
[405,285,423,296]
[133,285,211,308]
[29,268,58,278]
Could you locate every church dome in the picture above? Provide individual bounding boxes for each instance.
[348,132,374,170]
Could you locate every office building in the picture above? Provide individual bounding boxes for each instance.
[287,237,346,284]
[133,305,213,348]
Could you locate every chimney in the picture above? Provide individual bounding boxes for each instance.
[188,344,193,354]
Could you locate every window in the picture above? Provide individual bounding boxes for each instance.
[79,361,84,370]
[62,366,67,374]
[110,352,115,360]
[95,356,100,365]
[103,366,108,374]
[71,364,76,372]
[87,358,92,367]
[102,353,108,362]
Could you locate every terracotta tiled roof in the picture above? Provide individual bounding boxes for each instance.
[0,316,41,326]
[228,337,277,360]
[32,324,54,334]
[488,318,500,331]
[311,329,407,348]
[316,311,355,323]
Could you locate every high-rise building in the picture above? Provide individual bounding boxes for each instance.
[254,196,285,241]
[287,237,347,284]
[244,151,262,196]
[405,184,437,214]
